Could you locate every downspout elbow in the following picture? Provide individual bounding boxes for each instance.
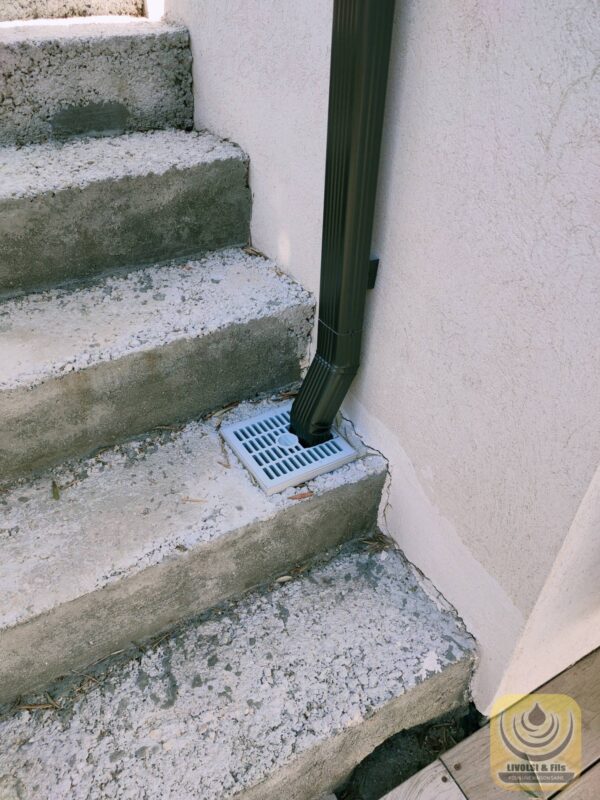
[291,324,362,446]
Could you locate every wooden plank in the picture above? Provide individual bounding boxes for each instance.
[440,729,548,800]
[544,648,600,774]
[557,761,600,799]
[439,648,600,800]
[381,759,466,800]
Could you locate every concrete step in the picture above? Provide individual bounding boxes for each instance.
[0,0,142,22]
[0,16,192,145]
[0,249,313,480]
[0,545,475,800]
[0,398,387,701]
[0,129,251,295]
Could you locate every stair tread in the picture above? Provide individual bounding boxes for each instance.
[0,15,184,42]
[0,546,474,800]
[0,0,142,23]
[0,248,307,392]
[1,129,244,201]
[0,399,384,633]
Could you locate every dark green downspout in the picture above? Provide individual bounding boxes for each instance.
[290,0,396,446]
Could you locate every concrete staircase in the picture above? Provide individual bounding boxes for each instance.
[0,3,476,799]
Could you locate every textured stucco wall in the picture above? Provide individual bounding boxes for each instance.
[494,464,600,699]
[166,0,600,711]
[346,0,600,711]
[165,0,331,300]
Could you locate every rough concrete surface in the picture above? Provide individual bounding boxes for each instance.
[0,0,142,21]
[0,17,192,145]
[0,249,313,479]
[0,129,251,294]
[0,548,475,799]
[0,396,386,700]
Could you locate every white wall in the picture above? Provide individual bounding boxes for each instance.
[495,463,600,697]
[166,0,332,299]
[166,0,600,712]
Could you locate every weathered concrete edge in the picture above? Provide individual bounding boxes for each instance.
[0,468,386,702]
[0,157,251,295]
[0,309,311,481]
[241,658,474,800]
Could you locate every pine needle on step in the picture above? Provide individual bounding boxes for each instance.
[289,490,314,501]
[16,702,57,712]
[361,531,395,553]
[242,245,267,259]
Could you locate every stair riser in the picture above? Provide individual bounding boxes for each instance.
[0,159,251,295]
[0,470,386,703]
[242,662,472,800]
[0,312,311,481]
[0,27,192,146]
[0,545,475,798]
[0,0,143,21]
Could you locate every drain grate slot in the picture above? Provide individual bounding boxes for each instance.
[221,402,358,495]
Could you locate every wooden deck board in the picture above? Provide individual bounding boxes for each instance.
[381,759,466,799]
[556,761,600,799]
[545,648,600,775]
[389,648,600,800]
[440,735,548,800]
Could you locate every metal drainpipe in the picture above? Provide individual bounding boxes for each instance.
[290,0,396,447]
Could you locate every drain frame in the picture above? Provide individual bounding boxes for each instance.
[221,402,358,495]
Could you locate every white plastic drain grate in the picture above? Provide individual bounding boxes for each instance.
[221,402,358,495]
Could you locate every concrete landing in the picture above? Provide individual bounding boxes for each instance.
[0,16,192,145]
[0,547,475,800]
[0,398,387,701]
